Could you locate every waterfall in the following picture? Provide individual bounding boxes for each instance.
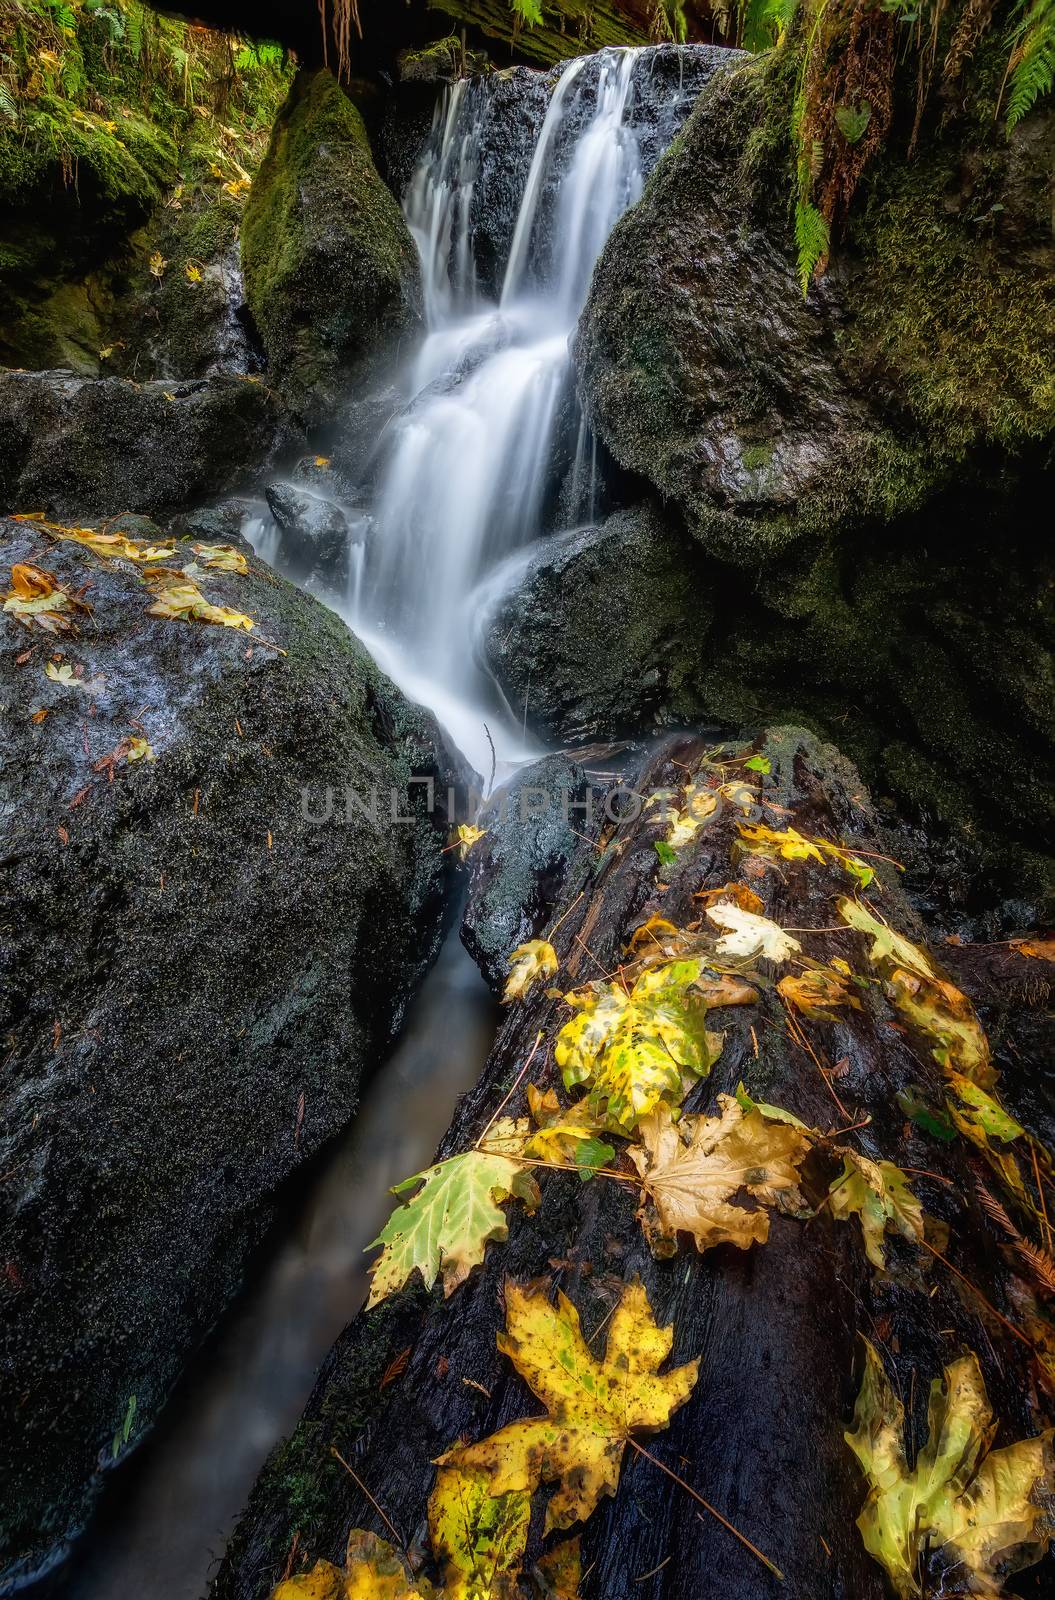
[345,48,648,776]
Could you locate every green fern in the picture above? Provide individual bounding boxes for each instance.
[510,0,544,26]
[125,5,144,60]
[795,199,829,296]
[1005,0,1055,129]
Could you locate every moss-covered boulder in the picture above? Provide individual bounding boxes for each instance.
[0,370,281,518]
[0,512,465,1584]
[242,68,422,423]
[576,54,1054,562]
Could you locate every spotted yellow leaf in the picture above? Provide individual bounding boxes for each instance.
[439,1279,698,1532]
[828,1151,924,1270]
[704,901,801,964]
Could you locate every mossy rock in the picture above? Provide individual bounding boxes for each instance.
[241,67,422,422]
[0,512,464,1584]
[577,52,1054,563]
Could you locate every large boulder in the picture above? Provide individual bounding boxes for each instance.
[0,370,281,520]
[484,504,709,744]
[241,68,422,423]
[0,513,465,1583]
[484,494,1055,906]
[576,56,1055,562]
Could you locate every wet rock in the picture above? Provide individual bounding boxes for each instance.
[0,369,281,519]
[461,754,590,992]
[0,512,464,1583]
[264,480,354,587]
[327,385,405,489]
[484,504,709,744]
[242,68,422,425]
[170,497,259,549]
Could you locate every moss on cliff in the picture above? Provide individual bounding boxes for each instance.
[241,66,421,421]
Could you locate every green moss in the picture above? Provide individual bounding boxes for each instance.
[241,67,420,417]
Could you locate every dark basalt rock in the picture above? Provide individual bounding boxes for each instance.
[460,753,590,992]
[0,514,465,1584]
[265,480,355,588]
[483,504,709,746]
[0,369,281,520]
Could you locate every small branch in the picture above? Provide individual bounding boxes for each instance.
[918,1239,1034,1351]
[628,1439,784,1582]
[330,1446,405,1552]
[474,1032,543,1150]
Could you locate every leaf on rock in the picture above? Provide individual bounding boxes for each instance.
[739,822,875,886]
[502,940,558,1005]
[44,660,89,690]
[438,1279,698,1532]
[193,542,249,574]
[143,568,254,630]
[12,512,175,564]
[366,1152,539,1308]
[845,1337,1055,1597]
[704,901,801,964]
[629,1098,813,1255]
[454,823,486,861]
[885,966,993,1088]
[828,1152,924,1270]
[555,960,719,1131]
[272,1559,349,1599]
[3,564,89,634]
[779,965,862,1021]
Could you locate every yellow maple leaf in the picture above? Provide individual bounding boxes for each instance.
[44,660,88,690]
[366,1151,539,1308]
[313,455,331,468]
[884,965,993,1087]
[838,898,935,980]
[184,262,203,284]
[143,568,254,631]
[629,1097,813,1255]
[126,737,155,763]
[149,250,167,278]
[502,939,557,1004]
[192,542,249,574]
[556,960,719,1131]
[828,1151,924,1270]
[439,1279,698,1531]
[3,564,88,635]
[739,823,875,887]
[846,1337,1055,1597]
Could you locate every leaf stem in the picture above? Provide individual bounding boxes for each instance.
[474,1032,544,1151]
[918,1239,1034,1351]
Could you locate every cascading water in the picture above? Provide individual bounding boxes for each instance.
[345,49,647,776]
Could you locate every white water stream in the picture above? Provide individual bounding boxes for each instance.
[343,47,646,778]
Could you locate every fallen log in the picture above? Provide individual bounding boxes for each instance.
[213,725,1055,1600]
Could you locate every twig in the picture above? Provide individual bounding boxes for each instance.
[474,1033,543,1150]
[330,1446,405,1552]
[782,1004,849,1119]
[1033,1142,1053,1255]
[482,721,497,797]
[918,1239,1034,1351]
[546,889,584,942]
[628,1440,784,1582]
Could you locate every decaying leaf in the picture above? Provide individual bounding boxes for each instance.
[275,1531,429,1599]
[1013,939,1055,963]
[429,1466,530,1597]
[143,567,255,630]
[453,823,486,861]
[193,542,249,574]
[44,660,89,690]
[502,940,558,1005]
[694,881,765,915]
[11,513,175,564]
[629,1098,813,1255]
[885,966,993,1088]
[126,737,155,763]
[828,1152,924,1270]
[626,915,679,954]
[439,1279,698,1532]
[845,1337,1055,1596]
[535,1537,581,1597]
[477,1116,532,1158]
[366,1152,539,1308]
[556,960,719,1131]
[779,965,862,1021]
[838,898,935,980]
[3,564,88,635]
[522,1085,617,1180]
[704,901,801,964]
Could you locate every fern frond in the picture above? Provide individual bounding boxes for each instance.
[1005,0,1055,129]
[794,199,829,295]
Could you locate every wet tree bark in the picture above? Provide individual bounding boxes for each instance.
[213,726,1054,1600]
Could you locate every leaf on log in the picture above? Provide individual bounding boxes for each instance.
[704,901,801,963]
[628,1097,813,1255]
[366,1153,540,1308]
[502,940,558,1005]
[828,1152,925,1270]
[778,964,862,1020]
[845,1337,1055,1597]
[439,1279,698,1532]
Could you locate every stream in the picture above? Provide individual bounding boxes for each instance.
[61,45,709,1599]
